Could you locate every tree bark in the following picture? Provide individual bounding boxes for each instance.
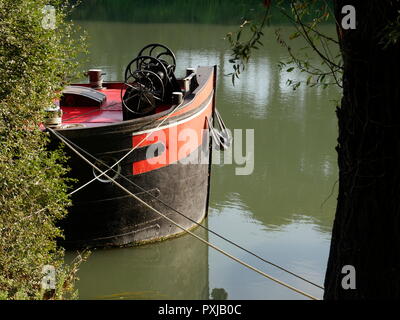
[324,1,400,299]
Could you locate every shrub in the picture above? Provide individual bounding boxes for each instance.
[0,0,86,299]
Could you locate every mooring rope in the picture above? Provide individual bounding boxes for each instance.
[29,100,186,219]
[59,133,324,291]
[68,97,189,196]
[48,127,320,300]
[30,96,191,214]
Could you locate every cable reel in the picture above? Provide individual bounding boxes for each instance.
[136,43,177,74]
[121,69,165,119]
[122,44,181,120]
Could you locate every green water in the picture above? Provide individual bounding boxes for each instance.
[67,2,340,300]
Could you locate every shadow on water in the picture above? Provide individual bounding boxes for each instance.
[65,221,210,300]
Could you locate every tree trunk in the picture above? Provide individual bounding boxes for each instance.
[324,1,400,299]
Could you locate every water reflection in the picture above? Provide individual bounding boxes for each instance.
[71,19,340,299]
[66,223,209,300]
[208,206,329,300]
[222,58,273,119]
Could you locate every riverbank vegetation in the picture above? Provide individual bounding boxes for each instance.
[71,0,313,25]
[0,0,86,299]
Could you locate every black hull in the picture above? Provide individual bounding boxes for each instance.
[54,66,216,248]
[59,145,211,248]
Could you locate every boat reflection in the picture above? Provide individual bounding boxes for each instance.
[66,221,209,300]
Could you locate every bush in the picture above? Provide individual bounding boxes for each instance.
[0,0,86,299]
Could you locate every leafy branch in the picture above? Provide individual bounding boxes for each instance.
[225,5,271,85]
[226,0,343,90]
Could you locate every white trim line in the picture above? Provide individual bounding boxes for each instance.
[132,95,213,136]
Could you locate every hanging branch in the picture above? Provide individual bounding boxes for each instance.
[225,5,271,85]
[226,0,343,89]
[276,0,343,89]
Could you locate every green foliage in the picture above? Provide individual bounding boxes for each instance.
[226,9,270,85]
[71,0,268,25]
[227,0,343,89]
[0,0,87,299]
[380,9,400,49]
[275,0,342,89]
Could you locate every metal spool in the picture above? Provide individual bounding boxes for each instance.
[122,69,165,120]
[122,44,181,120]
[136,43,177,74]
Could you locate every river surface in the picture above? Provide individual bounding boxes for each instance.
[66,2,340,300]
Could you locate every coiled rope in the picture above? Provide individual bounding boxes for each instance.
[48,127,320,300]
